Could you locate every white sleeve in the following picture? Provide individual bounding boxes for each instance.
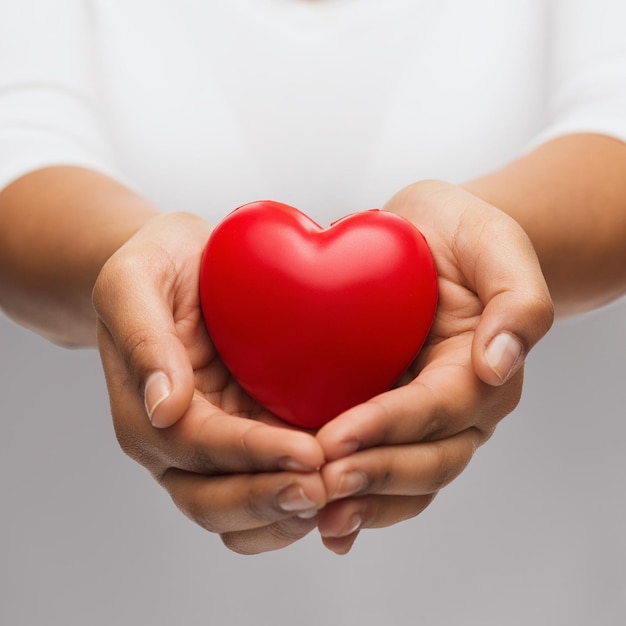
[0,0,121,193]
[532,0,626,146]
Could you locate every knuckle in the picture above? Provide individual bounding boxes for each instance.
[113,425,139,459]
[533,293,556,336]
[120,327,158,375]
[91,266,111,315]
[188,448,221,476]
[92,252,133,315]
[159,469,222,534]
[404,492,438,523]
[427,443,471,491]
[112,419,153,467]
[375,469,393,493]
[189,418,222,475]
[366,398,395,434]
[244,486,272,524]
[265,518,311,543]
[511,291,554,349]
[421,411,448,442]
[176,496,221,535]
[408,380,453,441]
[193,514,221,535]
[238,423,267,467]
[514,291,555,344]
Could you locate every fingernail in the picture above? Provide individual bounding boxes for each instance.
[485,333,524,383]
[280,457,316,473]
[324,513,363,539]
[144,371,171,426]
[334,439,361,459]
[296,509,320,520]
[342,513,363,537]
[277,485,318,514]
[332,471,367,500]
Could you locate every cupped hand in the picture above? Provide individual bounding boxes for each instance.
[93,212,326,554]
[315,180,554,554]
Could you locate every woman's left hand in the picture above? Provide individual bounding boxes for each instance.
[315,180,554,554]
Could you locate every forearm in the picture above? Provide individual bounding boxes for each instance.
[465,133,626,316]
[0,166,159,346]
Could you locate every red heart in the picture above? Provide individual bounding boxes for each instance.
[199,201,438,429]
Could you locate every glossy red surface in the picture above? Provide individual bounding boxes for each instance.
[200,201,438,429]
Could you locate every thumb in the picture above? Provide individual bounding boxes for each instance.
[473,290,554,386]
[133,329,195,429]
[469,218,555,386]
[93,256,195,429]
[384,179,554,387]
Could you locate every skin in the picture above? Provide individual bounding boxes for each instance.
[465,133,626,316]
[1,133,625,555]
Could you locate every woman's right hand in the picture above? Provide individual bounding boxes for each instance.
[93,212,327,554]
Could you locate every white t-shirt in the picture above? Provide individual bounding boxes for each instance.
[1,0,626,225]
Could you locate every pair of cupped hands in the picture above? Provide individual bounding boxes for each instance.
[93,180,554,555]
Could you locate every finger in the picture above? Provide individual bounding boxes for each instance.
[454,198,554,385]
[473,288,553,386]
[92,218,209,428]
[317,336,520,461]
[161,469,326,535]
[320,532,360,556]
[318,493,436,555]
[220,517,318,555]
[321,429,480,502]
[385,180,554,386]
[99,323,325,474]
[165,392,326,474]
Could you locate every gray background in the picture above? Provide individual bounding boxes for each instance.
[1,299,625,626]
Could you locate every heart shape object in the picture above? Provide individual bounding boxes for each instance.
[199,201,438,429]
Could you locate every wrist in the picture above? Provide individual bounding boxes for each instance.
[0,166,159,346]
